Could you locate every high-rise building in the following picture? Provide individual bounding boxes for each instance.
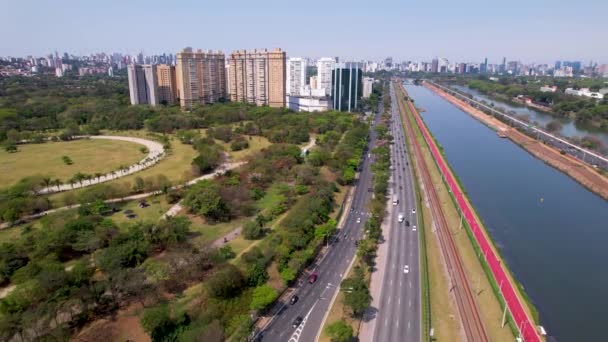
[316,57,336,95]
[555,60,562,70]
[286,57,307,96]
[228,48,286,108]
[362,77,374,98]
[157,64,178,105]
[309,75,318,89]
[431,58,439,73]
[481,57,488,73]
[127,64,159,106]
[331,62,363,112]
[108,66,114,77]
[175,47,227,109]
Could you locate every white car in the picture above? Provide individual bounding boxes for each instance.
[356,217,361,223]
[412,208,416,214]
[398,214,404,223]
[403,265,409,274]
[412,225,417,232]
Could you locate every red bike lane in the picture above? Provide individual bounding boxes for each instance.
[405,96,541,342]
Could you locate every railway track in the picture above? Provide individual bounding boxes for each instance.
[394,82,489,342]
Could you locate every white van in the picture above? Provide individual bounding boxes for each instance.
[398,214,404,222]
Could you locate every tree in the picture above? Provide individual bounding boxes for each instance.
[250,284,279,311]
[205,264,244,298]
[341,268,372,317]
[141,304,173,342]
[4,142,17,153]
[183,180,230,221]
[242,220,264,240]
[325,320,353,342]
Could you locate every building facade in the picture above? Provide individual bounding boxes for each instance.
[286,57,307,96]
[331,62,363,112]
[228,48,286,108]
[287,96,330,112]
[362,77,374,98]
[316,57,336,95]
[127,64,159,106]
[157,64,178,105]
[176,47,227,109]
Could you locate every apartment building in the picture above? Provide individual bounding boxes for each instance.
[228,48,286,108]
[176,47,227,109]
[127,64,158,106]
[156,64,177,105]
[286,57,307,96]
[316,57,336,96]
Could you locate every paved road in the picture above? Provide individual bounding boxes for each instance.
[257,111,382,342]
[371,83,421,342]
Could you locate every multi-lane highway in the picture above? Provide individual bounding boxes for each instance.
[257,104,382,342]
[371,82,421,342]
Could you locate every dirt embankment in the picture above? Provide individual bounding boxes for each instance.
[424,83,608,201]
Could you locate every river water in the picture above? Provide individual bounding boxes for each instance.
[404,83,608,342]
[449,84,608,146]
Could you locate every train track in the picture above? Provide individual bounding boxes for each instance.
[394,81,489,342]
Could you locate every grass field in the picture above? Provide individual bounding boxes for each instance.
[108,195,170,227]
[216,135,272,161]
[185,214,250,247]
[47,131,199,204]
[0,139,143,188]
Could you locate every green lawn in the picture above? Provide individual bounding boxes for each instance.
[47,131,199,204]
[108,195,170,227]
[0,139,143,188]
[185,214,250,247]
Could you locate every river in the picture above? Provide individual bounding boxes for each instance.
[449,84,608,146]
[404,83,608,342]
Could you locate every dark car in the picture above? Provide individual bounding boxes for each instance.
[355,240,360,246]
[405,220,410,227]
[293,316,303,328]
[308,273,318,284]
[290,295,299,305]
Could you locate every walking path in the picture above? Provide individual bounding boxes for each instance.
[38,135,166,194]
[1,161,245,229]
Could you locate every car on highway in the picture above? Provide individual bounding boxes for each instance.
[405,220,410,226]
[356,217,361,223]
[290,295,299,305]
[293,316,303,328]
[398,214,404,222]
[413,225,417,232]
[403,265,409,274]
[308,273,318,284]
[412,208,416,214]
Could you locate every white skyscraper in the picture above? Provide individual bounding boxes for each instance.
[316,57,336,96]
[286,57,307,96]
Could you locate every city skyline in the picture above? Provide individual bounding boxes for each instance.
[2,0,607,63]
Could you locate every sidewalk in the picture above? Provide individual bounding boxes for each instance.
[358,190,393,341]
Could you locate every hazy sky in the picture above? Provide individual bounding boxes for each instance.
[2,0,607,64]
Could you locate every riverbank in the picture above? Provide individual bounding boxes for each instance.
[425,82,608,201]
[398,82,542,341]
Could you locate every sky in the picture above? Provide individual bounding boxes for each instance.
[2,0,607,64]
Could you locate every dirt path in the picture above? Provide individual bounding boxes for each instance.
[425,82,608,201]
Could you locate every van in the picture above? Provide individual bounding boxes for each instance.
[393,196,399,205]
[398,214,404,222]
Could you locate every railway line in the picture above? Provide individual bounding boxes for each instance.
[394,81,489,342]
